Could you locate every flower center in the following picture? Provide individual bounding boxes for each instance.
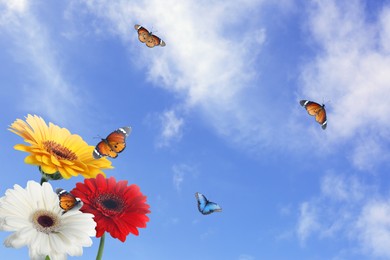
[43,140,78,161]
[32,210,60,234]
[96,193,124,216]
[38,215,54,227]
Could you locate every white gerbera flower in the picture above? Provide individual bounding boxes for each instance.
[0,181,96,260]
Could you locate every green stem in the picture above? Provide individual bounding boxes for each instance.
[96,232,106,260]
[45,255,50,260]
[40,176,47,185]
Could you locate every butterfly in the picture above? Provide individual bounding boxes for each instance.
[134,24,166,48]
[93,126,132,159]
[300,100,327,130]
[56,188,82,214]
[195,192,222,215]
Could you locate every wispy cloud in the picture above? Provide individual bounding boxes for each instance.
[68,0,302,153]
[172,163,196,192]
[300,0,390,167]
[0,1,82,125]
[0,0,28,15]
[356,200,390,258]
[158,110,184,148]
[295,173,390,258]
[297,202,320,245]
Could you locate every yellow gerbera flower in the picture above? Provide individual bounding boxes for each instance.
[9,114,113,179]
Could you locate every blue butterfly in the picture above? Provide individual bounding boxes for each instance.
[195,192,222,215]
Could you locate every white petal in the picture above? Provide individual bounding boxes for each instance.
[27,181,45,209]
[47,251,67,260]
[1,185,34,217]
[4,226,36,248]
[30,231,51,256]
[4,216,31,230]
[0,180,96,259]
[29,248,49,260]
[42,182,59,211]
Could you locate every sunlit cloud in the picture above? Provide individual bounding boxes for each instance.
[68,0,296,153]
[300,0,390,167]
[158,110,184,148]
[356,200,390,258]
[295,173,390,258]
[0,0,28,15]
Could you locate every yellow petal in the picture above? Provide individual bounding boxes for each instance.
[50,155,61,167]
[41,155,51,165]
[58,167,72,179]
[64,166,77,176]
[35,154,42,162]
[14,144,30,152]
[40,164,57,174]
[59,159,74,166]
[24,155,39,165]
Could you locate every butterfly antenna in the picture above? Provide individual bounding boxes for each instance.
[150,26,158,34]
[323,98,331,105]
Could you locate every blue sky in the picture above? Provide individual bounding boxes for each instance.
[1,0,390,259]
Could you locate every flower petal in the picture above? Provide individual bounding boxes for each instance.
[0,180,96,258]
[9,114,113,179]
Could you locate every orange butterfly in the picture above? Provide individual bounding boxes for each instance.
[56,188,82,214]
[300,100,327,129]
[134,24,166,48]
[93,126,132,159]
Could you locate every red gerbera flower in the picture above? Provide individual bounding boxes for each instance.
[71,174,150,242]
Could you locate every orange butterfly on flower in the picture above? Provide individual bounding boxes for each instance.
[300,100,327,129]
[56,188,82,214]
[134,24,166,48]
[93,126,132,159]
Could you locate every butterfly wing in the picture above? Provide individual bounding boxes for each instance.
[93,127,132,159]
[195,192,222,215]
[315,108,327,129]
[146,35,165,48]
[135,24,150,43]
[134,24,165,48]
[300,100,327,129]
[56,188,81,213]
[105,126,131,153]
[93,140,118,159]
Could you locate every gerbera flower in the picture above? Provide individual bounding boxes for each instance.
[9,114,113,179]
[0,181,96,259]
[71,174,151,242]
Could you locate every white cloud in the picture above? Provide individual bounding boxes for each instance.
[0,1,83,125]
[69,0,295,152]
[320,174,365,202]
[172,163,196,191]
[349,138,390,171]
[300,0,390,166]
[356,200,390,258]
[295,173,390,258]
[158,110,184,147]
[297,202,319,245]
[0,0,28,14]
